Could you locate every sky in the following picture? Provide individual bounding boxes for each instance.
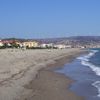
[0,0,100,38]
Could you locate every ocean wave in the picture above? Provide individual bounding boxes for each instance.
[82,60,100,76]
[77,50,100,76]
[77,56,89,61]
[78,49,100,97]
[77,50,98,61]
[77,50,98,62]
[92,81,100,97]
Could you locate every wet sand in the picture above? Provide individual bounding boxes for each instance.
[19,49,85,100]
[0,48,85,100]
[24,70,83,100]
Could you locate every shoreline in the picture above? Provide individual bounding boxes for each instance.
[20,49,86,100]
[0,48,87,100]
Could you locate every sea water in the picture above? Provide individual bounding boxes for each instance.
[56,48,100,100]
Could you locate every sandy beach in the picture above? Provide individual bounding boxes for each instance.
[0,48,85,100]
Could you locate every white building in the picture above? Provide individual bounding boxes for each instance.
[0,40,3,46]
[40,43,54,48]
[54,44,71,49]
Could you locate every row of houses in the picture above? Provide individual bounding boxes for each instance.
[0,40,72,49]
[0,40,38,48]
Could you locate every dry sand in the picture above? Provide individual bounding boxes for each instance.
[0,48,85,100]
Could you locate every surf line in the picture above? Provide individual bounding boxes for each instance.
[77,49,100,97]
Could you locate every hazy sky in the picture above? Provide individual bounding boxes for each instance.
[0,0,100,38]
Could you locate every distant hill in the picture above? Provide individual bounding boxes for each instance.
[2,36,100,44]
[55,36,100,45]
[36,36,100,45]
[68,36,100,41]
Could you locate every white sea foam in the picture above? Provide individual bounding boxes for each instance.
[77,56,89,61]
[78,49,100,97]
[77,50,98,62]
[92,81,100,97]
[79,50,100,76]
[82,60,100,76]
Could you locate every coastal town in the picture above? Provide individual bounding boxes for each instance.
[0,39,74,49]
[0,36,100,49]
